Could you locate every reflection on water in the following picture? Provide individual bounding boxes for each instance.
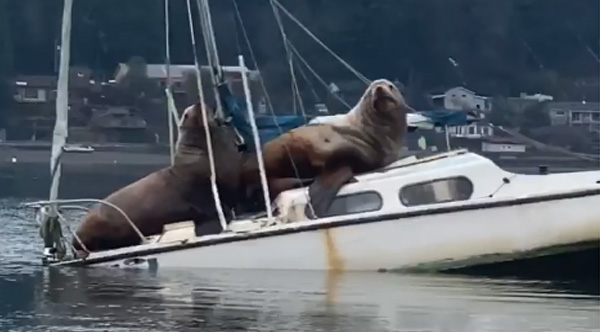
[2,268,599,332]
[1,199,599,332]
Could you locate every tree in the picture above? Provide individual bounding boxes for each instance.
[489,97,519,127]
[116,56,159,105]
[0,0,13,128]
[520,100,551,134]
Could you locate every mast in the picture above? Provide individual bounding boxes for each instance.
[186,0,228,231]
[164,0,177,165]
[49,0,73,209]
[195,0,224,119]
[239,55,273,220]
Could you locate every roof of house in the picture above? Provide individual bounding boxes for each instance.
[482,136,524,144]
[13,75,57,88]
[447,86,477,95]
[114,63,261,82]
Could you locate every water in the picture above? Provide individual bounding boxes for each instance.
[1,198,599,332]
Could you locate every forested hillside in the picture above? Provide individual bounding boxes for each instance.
[0,0,598,121]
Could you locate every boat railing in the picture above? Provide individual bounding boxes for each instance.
[22,198,146,264]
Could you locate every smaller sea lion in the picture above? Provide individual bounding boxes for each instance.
[72,104,243,254]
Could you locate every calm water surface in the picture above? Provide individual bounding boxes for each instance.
[1,198,599,332]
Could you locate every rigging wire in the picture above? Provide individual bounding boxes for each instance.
[287,40,353,109]
[270,0,371,85]
[269,0,306,119]
[231,0,316,216]
[195,0,225,119]
[185,0,228,231]
[293,56,321,104]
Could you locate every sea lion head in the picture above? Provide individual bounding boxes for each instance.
[175,103,240,166]
[362,79,414,123]
[351,79,414,163]
[175,103,244,192]
[178,102,216,131]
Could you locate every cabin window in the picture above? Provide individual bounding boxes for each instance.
[399,176,473,207]
[305,191,382,219]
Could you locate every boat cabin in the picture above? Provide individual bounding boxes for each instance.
[270,149,599,224]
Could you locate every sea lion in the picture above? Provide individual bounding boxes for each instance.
[72,104,243,254]
[243,79,413,218]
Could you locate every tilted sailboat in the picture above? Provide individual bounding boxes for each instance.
[24,0,600,272]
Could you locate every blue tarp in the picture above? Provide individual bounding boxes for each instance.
[217,83,481,151]
[218,84,310,151]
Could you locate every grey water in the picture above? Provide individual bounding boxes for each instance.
[1,198,599,332]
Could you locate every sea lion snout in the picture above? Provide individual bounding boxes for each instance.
[179,103,216,130]
[372,84,401,112]
[369,80,415,115]
[373,84,395,99]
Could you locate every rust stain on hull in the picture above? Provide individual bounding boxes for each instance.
[323,228,344,305]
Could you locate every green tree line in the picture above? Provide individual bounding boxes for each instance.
[0,0,598,124]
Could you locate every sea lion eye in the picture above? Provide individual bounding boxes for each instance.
[388,84,395,90]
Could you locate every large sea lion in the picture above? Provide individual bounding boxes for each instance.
[242,79,413,218]
[72,104,244,254]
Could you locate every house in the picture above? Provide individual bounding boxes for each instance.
[547,101,600,132]
[113,63,260,93]
[12,75,56,104]
[430,86,493,139]
[89,106,147,143]
[506,92,554,112]
[431,86,492,112]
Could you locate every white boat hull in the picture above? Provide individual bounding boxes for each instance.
[61,188,600,272]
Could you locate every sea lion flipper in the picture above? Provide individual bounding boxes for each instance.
[307,165,354,218]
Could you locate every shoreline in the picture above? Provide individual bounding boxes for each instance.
[0,144,597,200]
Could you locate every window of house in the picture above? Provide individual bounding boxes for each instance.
[555,110,565,116]
[591,112,600,122]
[23,88,39,99]
[305,191,382,219]
[399,177,474,207]
[571,112,582,122]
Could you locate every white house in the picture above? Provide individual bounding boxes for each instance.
[431,86,492,112]
[547,101,600,132]
[114,63,261,89]
[430,86,493,139]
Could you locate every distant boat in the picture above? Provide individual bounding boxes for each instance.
[62,144,94,153]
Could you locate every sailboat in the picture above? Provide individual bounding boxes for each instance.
[23,0,600,272]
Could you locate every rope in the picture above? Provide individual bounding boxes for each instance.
[231,0,316,217]
[57,210,90,256]
[186,0,228,231]
[269,0,306,119]
[271,0,371,85]
[38,207,67,260]
[238,55,273,221]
